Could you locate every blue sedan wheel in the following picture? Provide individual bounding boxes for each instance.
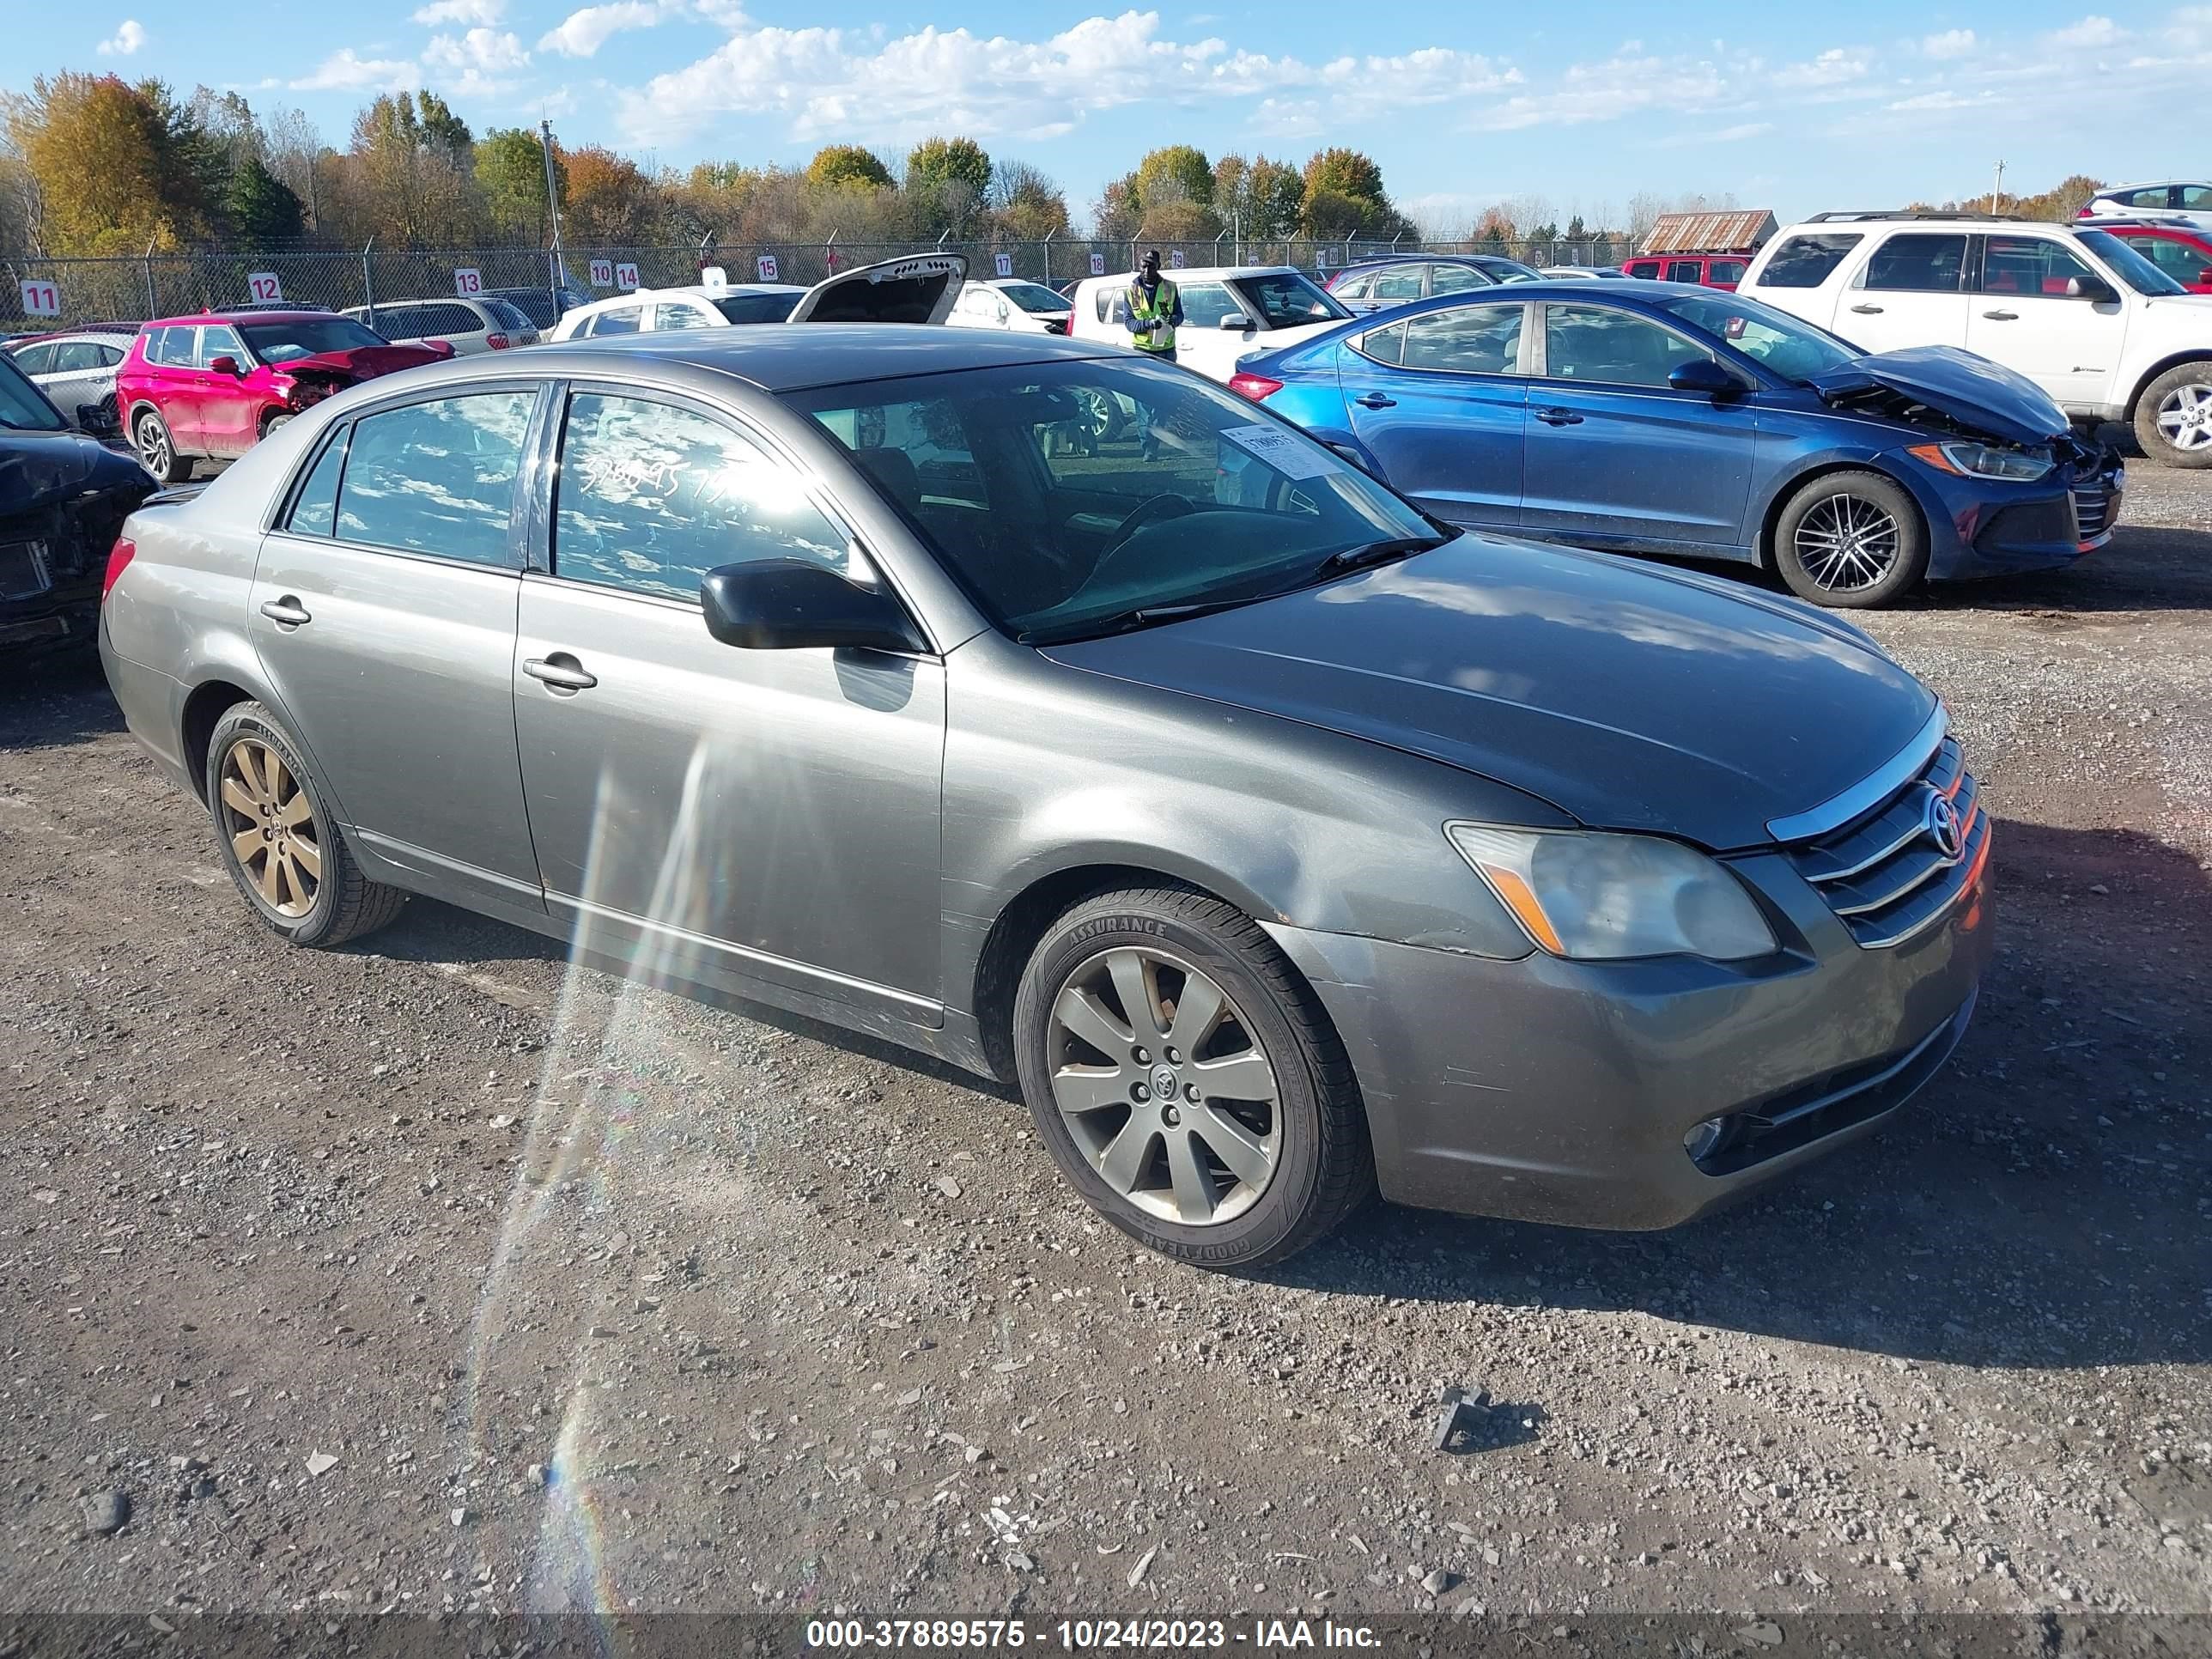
[1771,471,1929,610]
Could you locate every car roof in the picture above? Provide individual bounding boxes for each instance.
[1077,265,1306,283]
[141,310,331,329]
[2098,180,2204,191]
[347,296,494,309]
[1338,252,1536,270]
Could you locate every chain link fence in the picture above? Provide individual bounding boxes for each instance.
[3,237,1625,331]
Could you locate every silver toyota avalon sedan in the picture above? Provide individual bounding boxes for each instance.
[97,326,1992,1268]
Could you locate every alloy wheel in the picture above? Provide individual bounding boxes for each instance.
[1047,945,1280,1226]
[1793,493,1902,592]
[218,738,322,918]
[137,416,170,476]
[2155,381,2212,453]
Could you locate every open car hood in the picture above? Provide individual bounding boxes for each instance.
[787,253,968,325]
[273,343,446,381]
[1808,345,2069,447]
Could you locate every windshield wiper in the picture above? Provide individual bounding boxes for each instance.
[1310,532,1457,579]
[1018,594,1264,645]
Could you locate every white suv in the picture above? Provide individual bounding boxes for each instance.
[1742,213,2212,465]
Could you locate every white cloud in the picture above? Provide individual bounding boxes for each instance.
[2049,15,2126,48]
[411,0,503,23]
[539,0,672,58]
[1920,28,1977,58]
[1771,46,1869,88]
[96,19,146,55]
[422,26,532,92]
[289,48,421,92]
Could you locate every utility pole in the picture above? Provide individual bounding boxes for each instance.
[539,118,566,292]
[1990,159,2007,216]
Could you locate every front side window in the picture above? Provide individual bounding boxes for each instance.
[787,357,1441,644]
[11,344,55,375]
[334,391,535,567]
[1978,235,2094,296]
[1709,259,1747,284]
[1354,320,1407,364]
[1334,272,1375,300]
[1231,272,1352,327]
[286,427,349,537]
[2179,185,2212,210]
[52,342,105,373]
[1624,260,1662,280]
[587,306,641,337]
[1370,267,1424,301]
[552,393,849,602]
[1753,234,1862,289]
[1172,281,1239,328]
[1542,304,1710,388]
[240,318,386,362]
[1400,304,1525,374]
[1430,264,1489,295]
[1664,261,1704,283]
[1861,234,1968,293]
[653,301,714,331]
[202,325,246,367]
[1656,290,1858,381]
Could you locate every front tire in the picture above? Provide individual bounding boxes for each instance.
[1012,887,1372,1269]
[1771,470,1929,609]
[133,409,191,483]
[2132,363,2212,467]
[205,702,406,947]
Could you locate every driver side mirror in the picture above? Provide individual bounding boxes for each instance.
[1219,312,1255,331]
[700,558,926,655]
[1668,357,1747,399]
[207,355,242,377]
[2067,275,2118,303]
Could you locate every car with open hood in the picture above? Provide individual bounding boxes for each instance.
[1,350,155,659]
[117,312,453,483]
[1231,279,2124,607]
[101,326,1991,1267]
[548,253,970,343]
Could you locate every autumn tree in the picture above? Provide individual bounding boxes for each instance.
[3,73,182,253]
[1133,144,1212,210]
[988,160,1069,240]
[346,91,486,246]
[806,144,893,191]
[1299,148,1402,240]
[906,136,990,228]
[562,144,659,244]
[1213,153,1303,240]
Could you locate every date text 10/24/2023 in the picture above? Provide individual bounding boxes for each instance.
[805,1620,1383,1650]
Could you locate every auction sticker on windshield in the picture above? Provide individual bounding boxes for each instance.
[1220,422,1342,480]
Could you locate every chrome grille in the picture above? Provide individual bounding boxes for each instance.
[1782,736,1988,949]
[2071,486,2114,541]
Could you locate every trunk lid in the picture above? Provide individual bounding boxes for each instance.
[787,253,969,326]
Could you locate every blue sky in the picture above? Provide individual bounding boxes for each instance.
[15,3,2207,231]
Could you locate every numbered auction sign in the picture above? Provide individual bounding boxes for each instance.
[1169,249,1185,270]
[453,267,482,297]
[589,258,615,288]
[18,279,60,317]
[614,263,640,290]
[247,271,284,303]
[994,252,1013,278]
[756,253,779,283]
[1089,252,1106,276]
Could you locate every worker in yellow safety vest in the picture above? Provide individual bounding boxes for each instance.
[1123,250,1185,458]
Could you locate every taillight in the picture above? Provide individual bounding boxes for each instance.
[485,333,511,350]
[1228,372,1283,402]
[102,537,136,600]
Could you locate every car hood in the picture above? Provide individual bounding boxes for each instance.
[1808,345,2069,445]
[0,428,151,513]
[270,344,444,380]
[787,253,968,325]
[1042,534,1936,852]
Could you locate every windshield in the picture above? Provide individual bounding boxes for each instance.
[240,318,388,362]
[787,357,1442,643]
[1231,272,1352,327]
[1656,289,1861,380]
[2075,229,2187,296]
[1000,282,1072,314]
[712,292,801,324]
[0,351,69,431]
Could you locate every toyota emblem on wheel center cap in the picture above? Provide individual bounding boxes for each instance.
[1924,789,1964,862]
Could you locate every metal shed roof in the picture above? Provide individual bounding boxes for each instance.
[1638,210,1778,254]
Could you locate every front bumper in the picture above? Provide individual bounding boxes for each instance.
[1922,454,2125,581]
[1263,837,1995,1231]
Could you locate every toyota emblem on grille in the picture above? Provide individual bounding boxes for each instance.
[1923,789,1964,862]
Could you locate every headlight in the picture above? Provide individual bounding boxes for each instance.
[1907,441,2052,483]
[1446,824,1778,962]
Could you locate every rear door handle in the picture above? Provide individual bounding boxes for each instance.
[523,653,598,693]
[1534,408,1584,426]
[258,597,311,626]
[1353,392,1396,409]
[1981,309,2020,321]
[1849,303,1885,314]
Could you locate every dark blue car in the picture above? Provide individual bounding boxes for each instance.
[1232,281,2124,607]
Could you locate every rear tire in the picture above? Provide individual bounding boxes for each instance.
[133,409,191,483]
[1771,470,1929,609]
[204,702,407,948]
[2132,363,2212,468]
[1012,886,1372,1269]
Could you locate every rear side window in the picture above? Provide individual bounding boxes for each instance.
[1401,304,1524,374]
[1861,234,1968,292]
[552,393,849,600]
[149,326,198,367]
[286,427,349,537]
[1755,234,1862,288]
[652,301,714,331]
[1370,267,1424,301]
[586,306,641,337]
[1430,264,1488,295]
[1354,320,1407,364]
[334,391,534,567]
[1664,261,1704,283]
[1708,259,1747,284]
[712,293,800,324]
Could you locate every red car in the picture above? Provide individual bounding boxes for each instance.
[1620,252,1751,289]
[118,311,450,482]
[2083,219,2212,293]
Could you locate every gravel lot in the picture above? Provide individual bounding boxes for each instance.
[2,465,2207,1632]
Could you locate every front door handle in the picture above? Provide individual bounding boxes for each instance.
[523,653,598,693]
[259,597,311,626]
[1849,303,1885,314]
[1353,392,1396,410]
[1981,309,2020,321]
[1534,408,1584,426]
